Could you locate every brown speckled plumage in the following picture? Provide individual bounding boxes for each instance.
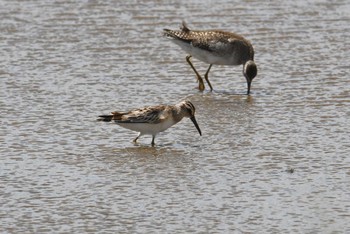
[164,22,258,94]
[164,23,254,63]
[98,100,201,146]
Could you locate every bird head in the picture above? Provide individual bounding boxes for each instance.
[180,100,202,136]
[243,60,257,95]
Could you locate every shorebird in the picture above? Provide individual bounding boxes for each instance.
[164,22,257,95]
[98,100,202,146]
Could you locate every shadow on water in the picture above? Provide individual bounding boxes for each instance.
[93,144,197,175]
[185,89,256,104]
[98,142,189,159]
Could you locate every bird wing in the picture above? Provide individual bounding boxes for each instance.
[190,31,237,53]
[114,105,168,124]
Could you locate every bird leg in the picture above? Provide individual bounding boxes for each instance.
[133,133,141,143]
[186,55,205,91]
[151,135,156,146]
[204,64,213,91]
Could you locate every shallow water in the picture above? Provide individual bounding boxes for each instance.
[1,0,350,233]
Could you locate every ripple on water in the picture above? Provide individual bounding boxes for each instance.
[1,0,350,233]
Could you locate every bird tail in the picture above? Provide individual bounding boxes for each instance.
[97,111,124,122]
[163,21,190,38]
[163,28,177,38]
[97,115,114,122]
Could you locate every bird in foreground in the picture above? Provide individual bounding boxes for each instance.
[97,100,202,146]
[163,22,257,95]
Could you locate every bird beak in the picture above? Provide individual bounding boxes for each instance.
[190,116,202,136]
[247,80,251,95]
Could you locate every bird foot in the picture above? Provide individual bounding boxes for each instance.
[198,82,205,91]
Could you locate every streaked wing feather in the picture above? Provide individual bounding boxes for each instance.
[191,32,235,53]
[116,106,167,124]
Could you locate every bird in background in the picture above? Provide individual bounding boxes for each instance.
[98,100,202,146]
[164,21,257,95]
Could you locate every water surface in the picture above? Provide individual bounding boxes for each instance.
[1,0,349,233]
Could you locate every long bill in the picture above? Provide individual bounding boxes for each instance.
[190,116,202,136]
[247,80,251,95]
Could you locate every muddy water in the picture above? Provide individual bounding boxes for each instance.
[1,0,349,233]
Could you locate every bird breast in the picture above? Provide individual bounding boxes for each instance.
[117,117,177,135]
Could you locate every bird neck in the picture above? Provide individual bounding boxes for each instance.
[172,105,186,123]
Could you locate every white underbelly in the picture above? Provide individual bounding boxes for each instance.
[117,119,177,135]
[171,39,241,65]
[191,47,240,65]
